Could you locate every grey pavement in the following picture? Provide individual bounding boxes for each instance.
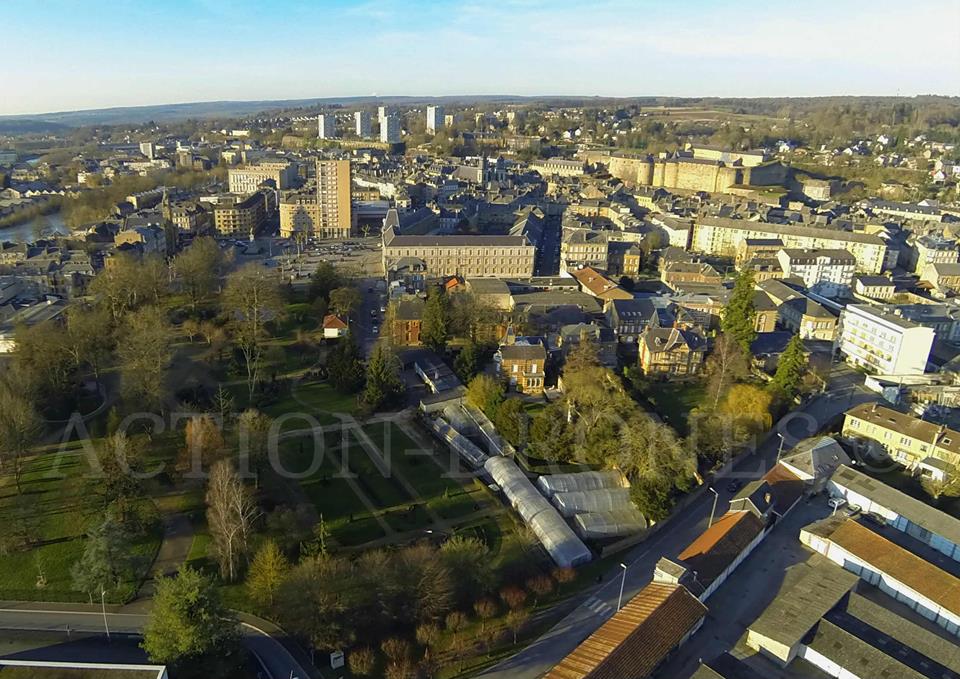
[475,372,875,679]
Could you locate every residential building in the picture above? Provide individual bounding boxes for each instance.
[569,266,633,301]
[691,216,887,274]
[837,304,935,375]
[426,105,444,133]
[380,112,401,144]
[800,516,960,637]
[828,463,960,561]
[322,314,348,339]
[354,110,371,138]
[853,274,896,300]
[923,261,960,294]
[499,341,546,394]
[842,402,960,474]
[212,191,273,236]
[753,290,778,332]
[317,113,336,139]
[278,159,352,239]
[382,226,535,278]
[910,234,958,277]
[870,199,944,223]
[228,160,297,194]
[561,230,609,273]
[544,582,706,679]
[778,296,839,341]
[776,248,856,298]
[661,261,723,288]
[735,238,784,269]
[530,158,586,177]
[605,298,666,343]
[638,326,706,377]
[391,298,424,346]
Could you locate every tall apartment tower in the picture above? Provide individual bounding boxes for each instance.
[377,105,390,123]
[426,105,444,133]
[315,159,353,239]
[354,111,371,138]
[380,113,401,144]
[318,113,336,139]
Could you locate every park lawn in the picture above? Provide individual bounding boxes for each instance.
[0,444,161,603]
[339,440,411,508]
[294,380,359,424]
[643,381,707,436]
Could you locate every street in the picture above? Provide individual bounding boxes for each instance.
[476,370,874,679]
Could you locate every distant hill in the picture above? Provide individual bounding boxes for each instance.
[0,118,71,134]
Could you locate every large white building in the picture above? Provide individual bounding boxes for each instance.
[776,248,856,298]
[380,112,401,144]
[837,303,935,375]
[691,216,887,274]
[227,161,297,194]
[317,113,336,139]
[354,111,371,138]
[426,105,444,133]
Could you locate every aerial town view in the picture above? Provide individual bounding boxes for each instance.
[1,1,960,678]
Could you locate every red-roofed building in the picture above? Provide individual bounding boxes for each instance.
[322,314,349,339]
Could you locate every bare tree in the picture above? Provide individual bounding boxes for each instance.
[206,460,261,582]
[0,381,41,494]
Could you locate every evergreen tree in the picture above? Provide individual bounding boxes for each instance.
[421,286,451,354]
[721,270,757,352]
[453,340,482,382]
[71,513,134,602]
[771,334,808,399]
[327,332,365,394]
[362,342,402,411]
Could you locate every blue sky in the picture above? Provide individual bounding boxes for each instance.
[3,0,959,115]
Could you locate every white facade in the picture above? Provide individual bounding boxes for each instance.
[426,105,444,133]
[777,249,855,298]
[354,111,371,138]
[318,113,336,139]
[837,304,934,375]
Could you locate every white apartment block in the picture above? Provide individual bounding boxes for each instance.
[426,105,444,133]
[354,111,371,138]
[318,113,337,139]
[776,248,855,298]
[529,158,586,177]
[227,161,297,194]
[691,216,887,274]
[837,303,934,376]
[380,113,400,143]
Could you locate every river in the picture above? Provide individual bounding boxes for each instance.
[0,211,71,243]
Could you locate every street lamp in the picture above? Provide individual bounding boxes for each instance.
[617,563,628,612]
[775,432,786,463]
[100,587,110,641]
[708,487,719,528]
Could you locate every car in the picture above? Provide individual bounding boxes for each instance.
[371,326,379,335]
[725,479,744,493]
[380,305,386,313]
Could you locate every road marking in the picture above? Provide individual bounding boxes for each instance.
[0,609,146,618]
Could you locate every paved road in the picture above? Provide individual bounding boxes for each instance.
[0,605,310,679]
[476,370,874,679]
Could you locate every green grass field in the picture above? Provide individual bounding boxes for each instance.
[643,381,707,436]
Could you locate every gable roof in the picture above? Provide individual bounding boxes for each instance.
[545,582,706,679]
[676,510,766,588]
[322,314,348,330]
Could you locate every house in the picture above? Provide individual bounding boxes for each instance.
[923,261,960,295]
[729,464,804,521]
[544,582,706,679]
[391,298,425,346]
[841,402,960,475]
[779,436,851,492]
[322,314,348,339]
[775,248,855,298]
[853,274,896,300]
[660,261,723,288]
[638,326,706,377]
[569,266,633,301]
[557,323,617,367]
[605,297,665,344]
[499,341,546,394]
[778,296,839,341]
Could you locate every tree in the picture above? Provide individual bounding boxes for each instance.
[704,333,750,411]
[499,586,528,611]
[223,264,284,401]
[90,253,169,321]
[382,637,415,679]
[309,261,342,302]
[141,566,242,670]
[445,611,472,673]
[276,553,361,651]
[529,402,575,462]
[439,536,493,606]
[118,306,173,412]
[71,513,134,602]
[246,539,289,609]
[327,332,365,394]
[614,413,696,486]
[348,647,377,677]
[922,473,960,500]
[329,286,362,318]
[64,305,113,384]
[12,320,74,400]
[93,432,145,522]
[473,598,498,633]
[630,478,674,522]
[493,397,528,448]
[421,286,451,353]
[770,334,808,399]
[206,460,260,582]
[504,608,531,645]
[721,270,757,352]
[363,341,402,411]
[525,574,554,604]
[237,408,271,480]
[454,339,483,383]
[720,383,774,442]
[179,415,225,473]
[0,373,41,494]
[174,236,223,310]
[465,374,504,417]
